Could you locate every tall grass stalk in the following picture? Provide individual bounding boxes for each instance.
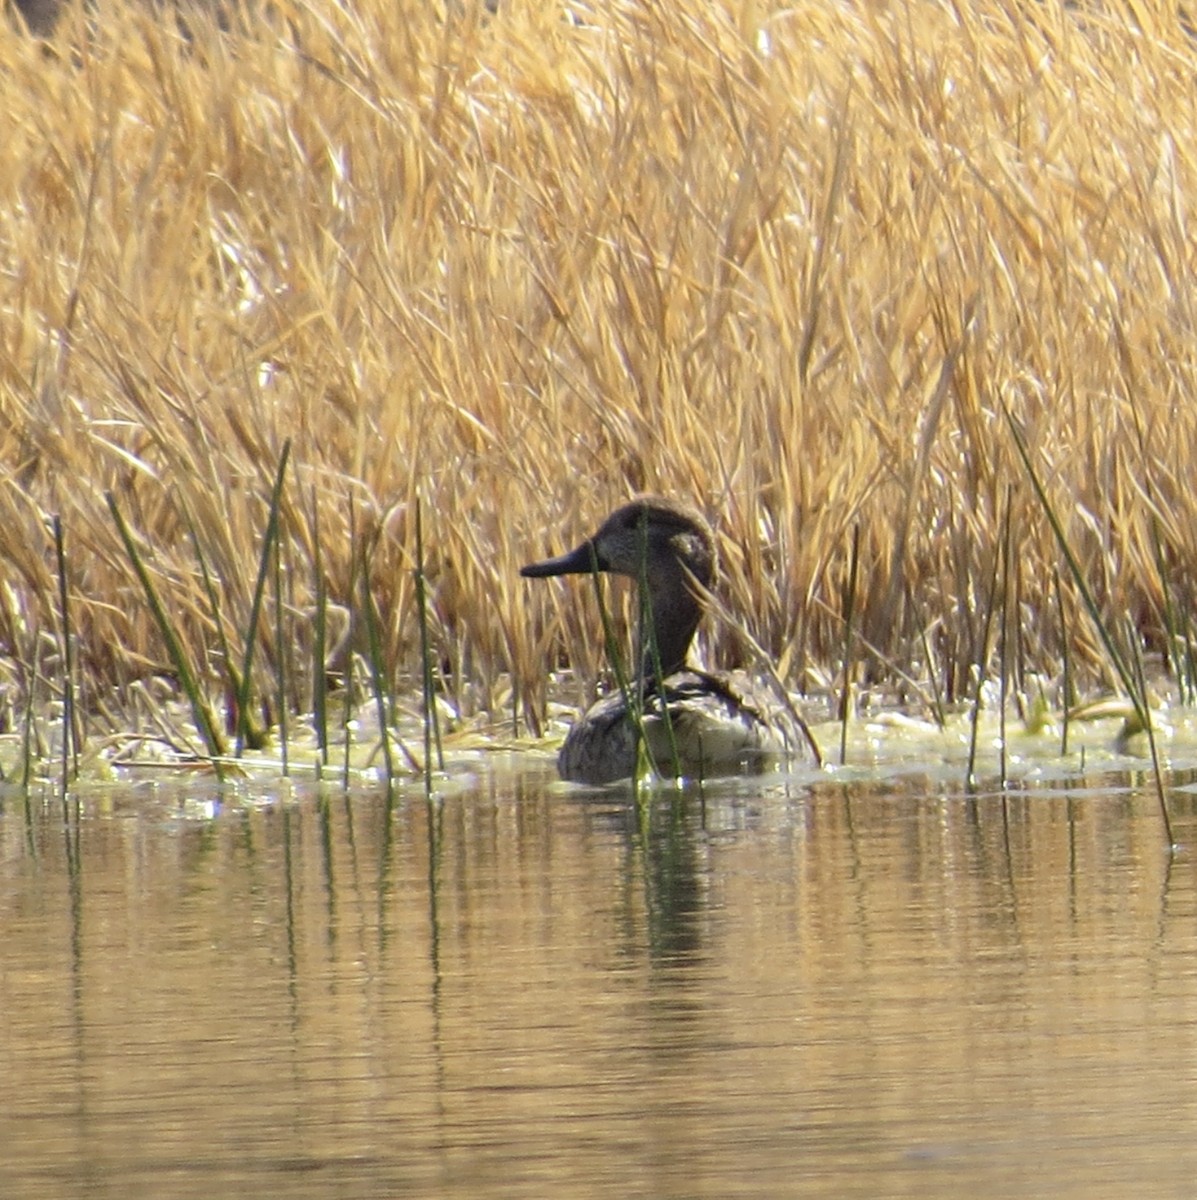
[310,486,329,766]
[273,536,289,777]
[1127,616,1175,847]
[414,497,444,791]
[1054,567,1072,757]
[1149,518,1188,704]
[1005,410,1153,721]
[838,523,861,766]
[107,492,227,766]
[341,508,360,792]
[586,556,651,781]
[700,581,824,766]
[997,490,1014,789]
[20,627,37,802]
[52,515,77,792]
[965,499,1004,791]
[918,615,946,728]
[636,510,683,786]
[1009,410,1173,842]
[184,512,264,748]
[1180,604,1197,707]
[359,536,396,786]
[234,439,292,755]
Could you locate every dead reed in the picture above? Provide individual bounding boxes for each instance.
[1,0,1197,770]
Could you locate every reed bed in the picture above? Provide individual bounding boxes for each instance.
[1,0,1197,770]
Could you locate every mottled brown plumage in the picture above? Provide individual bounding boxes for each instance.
[521,497,802,785]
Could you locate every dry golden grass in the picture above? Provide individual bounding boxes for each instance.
[2,0,1197,746]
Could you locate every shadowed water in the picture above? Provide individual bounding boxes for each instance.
[3,762,1197,1199]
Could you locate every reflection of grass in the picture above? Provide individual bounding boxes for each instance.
[2,1,1197,782]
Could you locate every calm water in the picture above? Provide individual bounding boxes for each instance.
[4,755,1197,1199]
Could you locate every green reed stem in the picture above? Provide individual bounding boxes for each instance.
[588,554,650,779]
[359,537,395,786]
[341,504,359,790]
[839,522,861,766]
[636,510,681,785]
[414,498,444,788]
[107,492,227,766]
[310,486,329,765]
[1181,603,1197,707]
[1149,517,1191,704]
[918,618,946,728]
[1007,408,1172,844]
[1127,615,1175,847]
[273,536,288,777]
[1053,567,1071,756]
[52,515,77,792]
[235,438,291,755]
[966,503,1004,791]
[998,488,1013,788]
[1004,408,1146,729]
[184,511,266,749]
[20,626,36,799]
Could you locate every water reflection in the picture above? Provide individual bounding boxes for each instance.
[2,770,1197,1198]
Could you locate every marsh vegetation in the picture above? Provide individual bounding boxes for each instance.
[1,0,1196,779]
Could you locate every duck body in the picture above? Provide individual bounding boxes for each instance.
[522,496,802,786]
[556,669,794,786]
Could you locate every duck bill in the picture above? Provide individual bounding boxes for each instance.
[520,540,604,578]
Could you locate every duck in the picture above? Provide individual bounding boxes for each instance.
[521,496,807,785]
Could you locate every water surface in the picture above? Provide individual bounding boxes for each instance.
[3,758,1197,1199]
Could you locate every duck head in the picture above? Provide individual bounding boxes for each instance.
[521,496,715,678]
